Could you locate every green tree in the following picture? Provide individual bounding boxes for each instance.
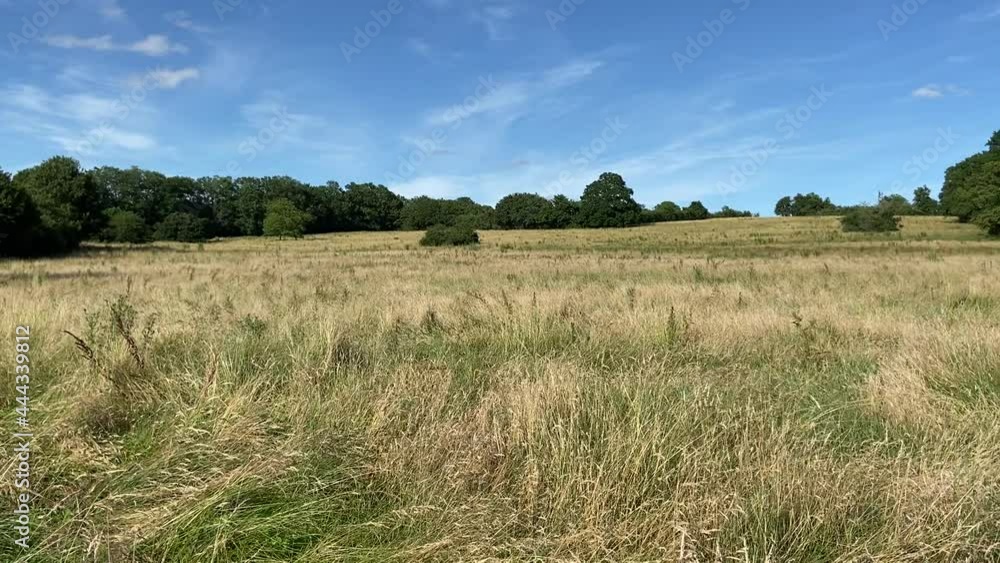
[342,182,405,231]
[549,195,580,228]
[154,212,210,242]
[987,130,1000,152]
[12,156,107,251]
[683,201,710,221]
[0,169,46,257]
[790,192,838,216]
[940,137,1000,223]
[877,193,913,216]
[841,206,901,233]
[495,193,554,229]
[713,206,753,218]
[262,198,312,239]
[654,201,682,222]
[975,206,1000,236]
[774,196,793,217]
[912,186,940,215]
[101,209,149,244]
[577,172,642,228]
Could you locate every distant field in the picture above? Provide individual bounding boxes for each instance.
[2,216,999,561]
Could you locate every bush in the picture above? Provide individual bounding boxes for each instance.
[420,225,480,247]
[262,198,312,239]
[154,212,210,242]
[840,206,901,233]
[974,206,1000,236]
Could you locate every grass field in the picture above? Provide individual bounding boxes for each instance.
[2,216,1000,562]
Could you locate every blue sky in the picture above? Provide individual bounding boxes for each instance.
[1,0,998,213]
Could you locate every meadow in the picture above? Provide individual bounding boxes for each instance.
[2,216,999,562]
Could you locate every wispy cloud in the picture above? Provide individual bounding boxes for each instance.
[960,3,1000,22]
[0,83,158,155]
[422,58,604,127]
[127,68,201,89]
[98,0,126,21]
[42,34,188,56]
[164,10,215,33]
[911,84,970,99]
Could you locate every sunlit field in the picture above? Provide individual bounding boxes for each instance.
[3,216,1000,562]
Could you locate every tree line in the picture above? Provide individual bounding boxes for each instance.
[0,161,753,257]
[772,130,1000,234]
[3,130,997,257]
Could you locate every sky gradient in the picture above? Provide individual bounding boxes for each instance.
[2,0,998,213]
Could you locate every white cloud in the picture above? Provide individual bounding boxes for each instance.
[99,0,126,21]
[422,57,604,127]
[129,67,201,89]
[42,34,188,56]
[0,83,159,156]
[912,85,944,99]
[129,35,189,56]
[960,4,1000,22]
[43,35,114,51]
[911,84,970,99]
[164,10,214,33]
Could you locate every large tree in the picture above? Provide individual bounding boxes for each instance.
[12,156,107,251]
[495,193,554,229]
[683,201,710,221]
[577,172,642,228]
[0,169,45,257]
[940,137,1000,223]
[654,201,682,222]
[341,182,405,231]
[774,196,794,217]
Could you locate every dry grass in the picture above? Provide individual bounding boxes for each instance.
[2,216,999,562]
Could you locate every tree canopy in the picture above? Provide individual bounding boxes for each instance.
[263,198,312,239]
[577,173,642,228]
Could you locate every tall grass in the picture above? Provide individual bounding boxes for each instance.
[2,217,999,561]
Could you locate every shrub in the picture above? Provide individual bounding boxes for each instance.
[262,198,312,239]
[840,206,901,233]
[974,206,1000,236]
[154,212,210,242]
[420,225,480,247]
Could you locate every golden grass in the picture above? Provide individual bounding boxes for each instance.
[2,216,999,561]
